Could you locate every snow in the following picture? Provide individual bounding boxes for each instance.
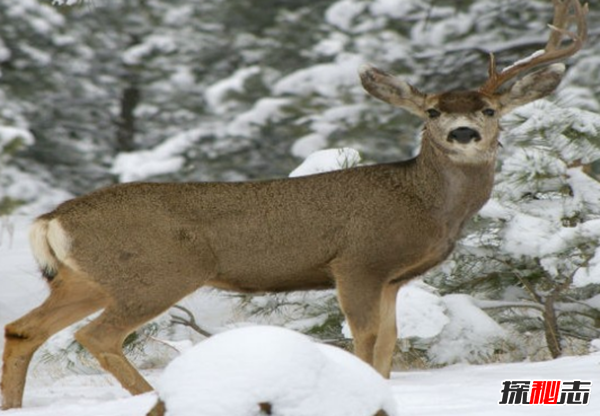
[51,0,83,5]
[392,354,600,415]
[169,67,195,89]
[501,211,600,265]
[478,199,512,220]
[573,245,600,287]
[395,281,448,339]
[156,326,398,416]
[313,32,349,57]
[122,35,177,66]
[1,349,598,416]
[411,8,472,47]
[290,104,365,158]
[494,165,600,283]
[288,148,361,177]
[325,0,367,32]
[0,38,11,62]
[502,212,554,258]
[558,86,600,112]
[204,66,261,114]
[569,167,600,210]
[505,101,600,164]
[428,295,506,366]
[225,97,291,138]
[0,168,71,217]
[0,216,47,354]
[343,282,508,365]
[369,0,417,19]
[273,54,363,98]
[0,126,35,150]
[500,148,567,197]
[111,129,205,182]
[291,133,329,158]
[500,50,546,74]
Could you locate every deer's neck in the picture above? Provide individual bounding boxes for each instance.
[412,136,496,220]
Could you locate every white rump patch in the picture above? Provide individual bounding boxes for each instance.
[29,219,57,275]
[29,218,74,276]
[47,219,72,263]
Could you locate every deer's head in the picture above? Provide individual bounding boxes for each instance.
[360,0,587,165]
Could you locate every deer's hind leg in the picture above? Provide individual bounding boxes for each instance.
[72,235,218,400]
[74,306,158,396]
[1,267,109,410]
[74,266,214,398]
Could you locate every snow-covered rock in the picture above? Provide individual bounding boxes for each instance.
[154,326,398,416]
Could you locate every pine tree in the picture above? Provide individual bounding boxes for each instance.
[0,0,67,213]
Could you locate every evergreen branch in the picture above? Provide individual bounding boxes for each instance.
[513,269,543,304]
[554,302,600,319]
[559,327,600,342]
[474,299,544,312]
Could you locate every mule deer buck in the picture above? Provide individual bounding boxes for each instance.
[1,0,587,410]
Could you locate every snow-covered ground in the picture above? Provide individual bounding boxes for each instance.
[1,214,599,415]
[1,356,599,416]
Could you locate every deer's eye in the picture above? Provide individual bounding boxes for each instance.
[427,108,441,119]
[482,108,496,117]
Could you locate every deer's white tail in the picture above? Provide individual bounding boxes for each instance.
[29,218,72,279]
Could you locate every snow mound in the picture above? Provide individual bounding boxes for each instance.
[289,148,361,177]
[396,281,449,339]
[156,326,398,416]
[428,295,506,365]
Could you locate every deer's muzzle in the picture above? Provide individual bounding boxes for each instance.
[448,127,481,144]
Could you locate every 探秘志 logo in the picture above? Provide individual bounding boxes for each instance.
[499,380,592,405]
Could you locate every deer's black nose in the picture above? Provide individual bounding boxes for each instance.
[448,127,481,144]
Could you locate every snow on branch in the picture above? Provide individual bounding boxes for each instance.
[52,0,85,5]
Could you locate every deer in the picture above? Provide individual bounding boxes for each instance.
[1,0,587,411]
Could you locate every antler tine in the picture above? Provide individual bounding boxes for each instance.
[480,0,588,95]
[546,0,572,51]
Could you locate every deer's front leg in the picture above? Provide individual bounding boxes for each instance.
[334,266,385,371]
[373,282,403,378]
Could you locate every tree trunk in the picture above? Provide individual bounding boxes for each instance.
[542,295,562,359]
[115,83,140,153]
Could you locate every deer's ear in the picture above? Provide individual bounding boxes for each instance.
[359,64,427,118]
[498,63,565,115]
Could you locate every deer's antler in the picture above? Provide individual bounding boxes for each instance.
[480,0,588,95]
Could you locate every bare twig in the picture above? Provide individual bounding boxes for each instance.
[170,305,214,338]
